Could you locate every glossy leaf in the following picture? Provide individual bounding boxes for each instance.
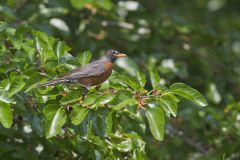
[34,36,43,57]
[112,99,136,110]
[31,116,43,136]
[90,135,108,153]
[91,93,115,108]
[43,104,60,120]
[115,139,133,152]
[149,68,160,89]
[159,95,178,117]
[0,101,12,128]
[78,51,92,65]
[136,71,146,87]
[53,40,70,61]
[60,91,82,105]
[45,107,67,138]
[71,105,89,125]
[106,111,112,135]
[170,83,208,107]
[8,78,25,97]
[110,90,133,106]
[96,0,112,10]
[94,111,108,138]
[119,75,141,90]
[82,92,98,106]
[70,0,91,9]
[0,89,15,104]
[124,109,143,123]
[33,31,55,61]
[125,109,146,135]
[146,106,165,141]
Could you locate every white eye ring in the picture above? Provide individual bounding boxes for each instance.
[112,50,118,54]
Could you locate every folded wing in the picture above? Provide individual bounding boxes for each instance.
[61,60,106,80]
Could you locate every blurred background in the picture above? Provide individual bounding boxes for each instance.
[1,0,240,159]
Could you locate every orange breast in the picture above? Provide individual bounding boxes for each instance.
[78,61,112,87]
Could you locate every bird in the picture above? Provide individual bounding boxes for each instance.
[36,50,126,88]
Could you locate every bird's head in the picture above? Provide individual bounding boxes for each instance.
[105,50,126,62]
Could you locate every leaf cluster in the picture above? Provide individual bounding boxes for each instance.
[0,22,206,159]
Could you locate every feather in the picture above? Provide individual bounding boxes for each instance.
[35,78,69,88]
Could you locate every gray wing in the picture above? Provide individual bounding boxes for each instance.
[61,60,105,80]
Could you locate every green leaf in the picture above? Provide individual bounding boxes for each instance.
[124,109,143,123]
[136,71,146,87]
[90,135,108,153]
[93,110,108,138]
[82,92,98,107]
[97,0,112,10]
[116,57,139,76]
[70,105,89,125]
[22,43,36,63]
[8,77,25,97]
[146,106,165,141]
[45,107,67,138]
[91,93,115,108]
[133,149,148,160]
[0,6,16,20]
[70,0,112,10]
[70,0,92,9]
[53,40,70,61]
[0,21,7,33]
[43,104,60,120]
[110,89,133,106]
[115,139,133,152]
[33,31,55,62]
[0,101,12,128]
[78,51,92,65]
[167,94,180,103]
[159,95,178,117]
[170,83,208,107]
[106,111,112,135]
[0,79,10,90]
[94,150,104,160]
[125,110,146,135]
[109,71,128,89]
[87,116,93,138]
[60,91,82,105]
[34,36,43,56]
[126,117,146,136]
[112,99,136,110]
[110,89,136,110]
[0,89,15,104]
[119,75,141,90]
[31,116,43,136]
[149,68,160,89]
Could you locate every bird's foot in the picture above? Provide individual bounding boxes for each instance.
[81,87,89,96]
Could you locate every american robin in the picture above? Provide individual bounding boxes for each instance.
[36,50,126,88]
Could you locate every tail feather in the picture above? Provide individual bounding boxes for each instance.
[35,78,69,88]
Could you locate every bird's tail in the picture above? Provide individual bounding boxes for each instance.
[35,78,69,88]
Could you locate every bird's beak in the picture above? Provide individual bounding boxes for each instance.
[115,53,127,57]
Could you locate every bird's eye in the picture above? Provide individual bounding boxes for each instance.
[112,50,118,54]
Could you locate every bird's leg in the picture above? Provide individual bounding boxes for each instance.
[82,88,88,96]
[81,85,91,96]
[85,85,91,91]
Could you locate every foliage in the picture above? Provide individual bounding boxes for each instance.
[0,0,240,159]
[0,22,206,159]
